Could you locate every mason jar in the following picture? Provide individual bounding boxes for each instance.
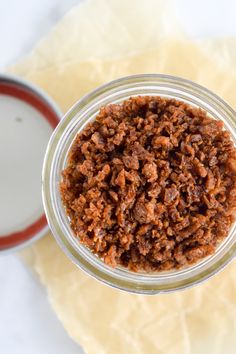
[42,74,236,294]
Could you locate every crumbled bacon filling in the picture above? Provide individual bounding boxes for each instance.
[60,96,236,271]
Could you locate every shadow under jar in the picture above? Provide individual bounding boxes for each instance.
[42,74,236,294]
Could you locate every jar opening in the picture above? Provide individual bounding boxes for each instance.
[43,74,236,293]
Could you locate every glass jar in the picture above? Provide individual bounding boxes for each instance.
[42,74,236,294]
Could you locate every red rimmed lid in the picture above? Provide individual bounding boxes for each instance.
[0,76,61,251]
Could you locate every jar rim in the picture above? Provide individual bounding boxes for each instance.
[42,74,236,294]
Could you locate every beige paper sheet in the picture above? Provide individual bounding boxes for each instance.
[13,1,236,353]
[199,37,236,73]
[14,0,182,76]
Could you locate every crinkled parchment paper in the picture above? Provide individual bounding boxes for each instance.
[13,0,236,353]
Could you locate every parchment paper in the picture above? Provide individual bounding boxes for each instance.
[198,37,236,73]
[13,1,236,353]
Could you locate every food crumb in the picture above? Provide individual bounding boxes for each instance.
[60,96,236,272]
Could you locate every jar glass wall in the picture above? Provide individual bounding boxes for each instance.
[42,74,236,294]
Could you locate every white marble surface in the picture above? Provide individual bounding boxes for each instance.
[1,0,236,353]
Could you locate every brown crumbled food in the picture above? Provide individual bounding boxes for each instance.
[60,96,236,272]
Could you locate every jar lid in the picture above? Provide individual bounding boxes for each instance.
[0,74,61,252]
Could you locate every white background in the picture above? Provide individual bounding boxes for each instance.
[0,0,236,353]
